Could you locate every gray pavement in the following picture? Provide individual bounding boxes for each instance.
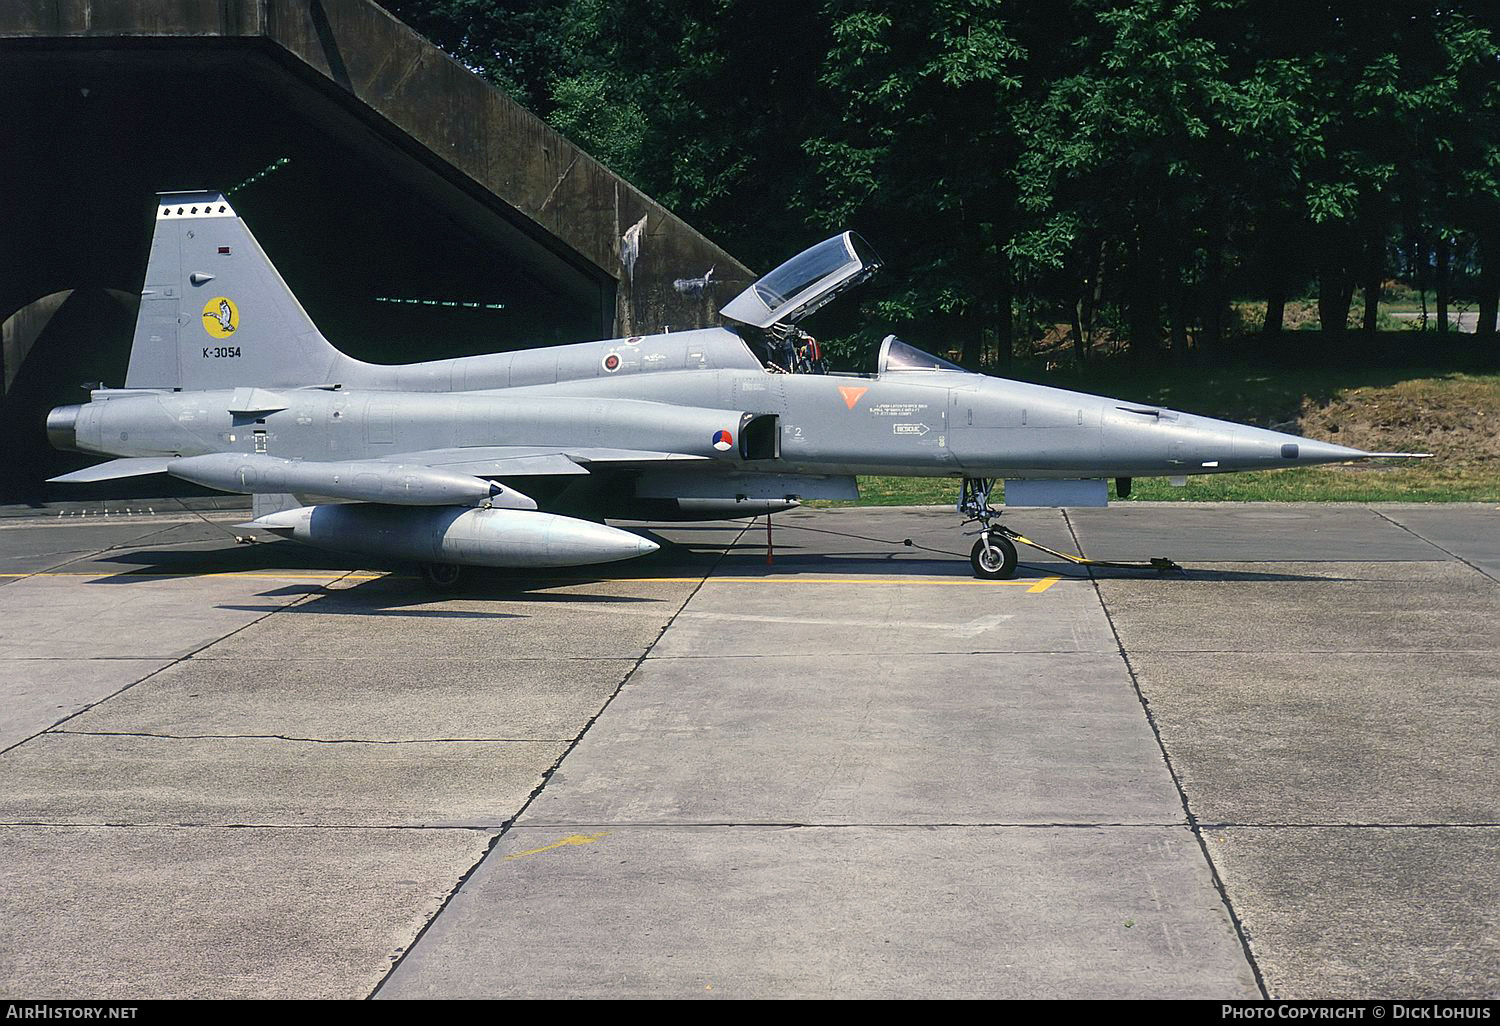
[383,824,1251,999]
[0,501,1494,999]
[2,825,491,1000]
[1376,506,1500,581]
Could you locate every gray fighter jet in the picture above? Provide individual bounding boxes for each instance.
[47,191,1423,583]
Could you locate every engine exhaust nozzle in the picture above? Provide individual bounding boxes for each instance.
[46,405,82,452]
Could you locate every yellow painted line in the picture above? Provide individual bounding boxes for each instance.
[0,571,385,580]
[0,571,1065,590]
[504,832,609,860]
[611,575,1065,589]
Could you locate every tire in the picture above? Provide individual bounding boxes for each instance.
[419,562,466,590]
[970,534,1018,580]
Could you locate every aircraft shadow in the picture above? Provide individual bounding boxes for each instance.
[215,601,525,620]
[1056,565,1348,583]
[355,574,667,603]
[1141,567,1351,583]
[58,532,1346,595]
[77,541,668,599]
[87,538,365,578]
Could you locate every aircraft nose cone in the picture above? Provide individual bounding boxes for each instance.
[1281,438,1370,464]
[1232,425,1368,467]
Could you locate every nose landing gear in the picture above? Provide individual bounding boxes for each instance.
[957,477,1184,580]
[959,478,1018,580]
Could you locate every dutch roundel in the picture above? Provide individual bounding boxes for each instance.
[712,429,734,452]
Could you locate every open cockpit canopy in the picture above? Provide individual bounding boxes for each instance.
[720,231,881,329]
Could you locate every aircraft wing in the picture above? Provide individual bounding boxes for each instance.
[50,453,525,508]
[49,446,719,509]
[392,446,858,504]
[375,446,712,476]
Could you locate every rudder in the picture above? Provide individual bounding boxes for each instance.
[125,192,355,389]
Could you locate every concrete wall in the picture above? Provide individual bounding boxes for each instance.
[0,0,756,499]
[1,0,753,336]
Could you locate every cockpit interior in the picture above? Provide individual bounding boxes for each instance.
[721,231,963,378]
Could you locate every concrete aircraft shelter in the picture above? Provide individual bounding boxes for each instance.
[0,0,754,500]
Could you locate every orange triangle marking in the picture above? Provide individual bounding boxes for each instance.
[838,386,869,410]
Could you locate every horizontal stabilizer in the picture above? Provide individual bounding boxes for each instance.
[48,458,173,483]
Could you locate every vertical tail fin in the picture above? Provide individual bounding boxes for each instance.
[125,192,356,389]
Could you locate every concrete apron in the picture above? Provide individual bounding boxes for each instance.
[0,515,718,999]
[379,510,1260,999]
[11,504,1490,999]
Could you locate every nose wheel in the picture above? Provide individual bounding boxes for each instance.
[970,533,1018,579]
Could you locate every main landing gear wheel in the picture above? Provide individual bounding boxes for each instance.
[970,533,1018,580]
[419,562,466,590]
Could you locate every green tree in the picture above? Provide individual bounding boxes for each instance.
[385,0,1500,363]
[1011,0,1240,361]
[805,0,1027,367]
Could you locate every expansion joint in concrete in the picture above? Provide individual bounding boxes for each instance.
[1199,822,1500,831]
[0,566,365,758]
[1368,508,1500,587]
[0,821,496,832]
[506,821,1194,830]
[45,730,574,745]
[366,521,754,1000]
[647,647,1097,660]
[1061,509,1271,1000]
[0,521,189,589]
[181,654,642,663]
[1115,648,1499,655]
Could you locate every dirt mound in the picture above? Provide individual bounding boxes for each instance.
[1297,375,1498,469]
